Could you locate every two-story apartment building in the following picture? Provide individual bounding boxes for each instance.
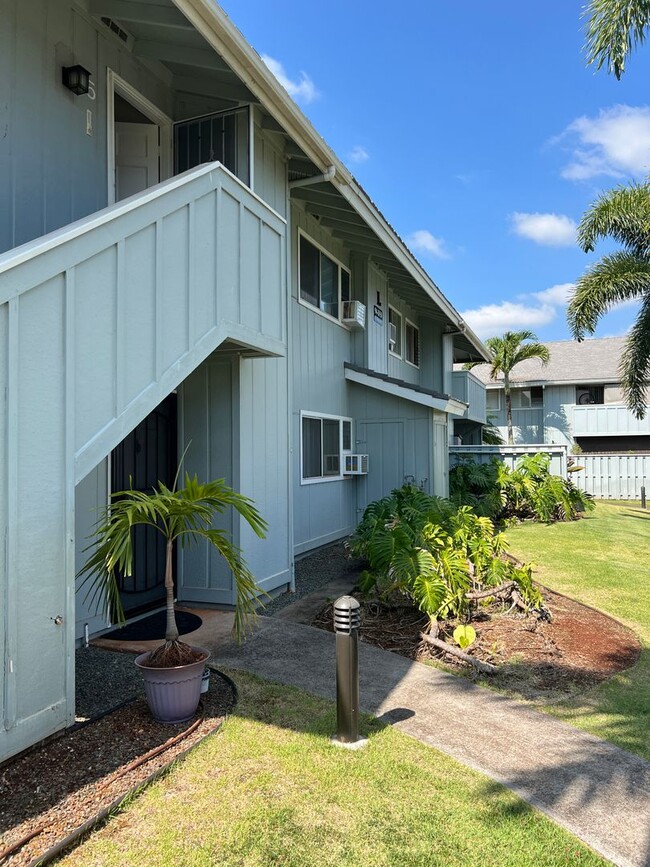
[466,337,650,451]
[0,0,487,761]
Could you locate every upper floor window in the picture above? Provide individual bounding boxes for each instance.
[388,306,402,357]
[511,386,543,409]
[486,389,501,411]
[301,412,353,483]
[576,385,604,405]
[405,320,420,367]
[299,232,350,323]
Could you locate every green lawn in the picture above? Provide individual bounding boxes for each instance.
[61,673,605,867]
[506,500,650,759]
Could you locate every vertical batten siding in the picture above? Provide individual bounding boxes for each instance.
[253,119,288,218]
[386,291,420,385]
[1,164,287,761]
[366,263,388,374]
[0,302,7,728]
[0,0,176,257]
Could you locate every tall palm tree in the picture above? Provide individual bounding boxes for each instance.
[567,182,650,419]
[467,331,550,445]
[584,0,650,78]
[78,473,267,663]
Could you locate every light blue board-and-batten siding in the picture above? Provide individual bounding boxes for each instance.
[0,162,286,762]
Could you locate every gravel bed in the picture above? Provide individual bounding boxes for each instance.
[75,646,144,720]
[0,670,235,867]
[261,541,362,616]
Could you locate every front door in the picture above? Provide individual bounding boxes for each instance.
[357,421,404,514]
[115,121,160,201]
[111,395,178,615]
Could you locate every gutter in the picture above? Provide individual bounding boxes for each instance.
[172,0,489,363]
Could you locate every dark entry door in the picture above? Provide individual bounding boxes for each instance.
[111,394,177,615]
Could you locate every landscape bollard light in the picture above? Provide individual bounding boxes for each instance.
[642,486,647,509]
[332,595,367,749]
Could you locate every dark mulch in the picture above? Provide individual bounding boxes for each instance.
[101,610,202,642]
[0,667,236,867]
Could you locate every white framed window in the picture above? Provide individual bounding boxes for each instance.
[388,306,402,357]
[298,230,351,324]
[405,319,420,367]
[486,389,501,411]
[511,386,543,409]
[300,412,353,484]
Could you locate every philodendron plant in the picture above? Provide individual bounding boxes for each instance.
[78,472,267,667]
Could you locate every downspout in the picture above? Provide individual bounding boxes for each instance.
[288,165,336,190]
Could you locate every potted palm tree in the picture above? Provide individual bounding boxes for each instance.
[78,472,267,723]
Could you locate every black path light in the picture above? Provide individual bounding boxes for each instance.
[62,64,91,95]
[331,595,367,749]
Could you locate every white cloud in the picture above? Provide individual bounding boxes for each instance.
[261,54,319,104]
[407,229,450,259]
[532,282,575,306]
[348,145,369,164]
[511,212,577,246]
[460,301,556,339]
[556,105,650,181]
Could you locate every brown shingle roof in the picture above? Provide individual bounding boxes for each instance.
[461,337,626,387]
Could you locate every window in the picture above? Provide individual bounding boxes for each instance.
[511,386,543,409]
[486,389,501,411]
[576,385,604,405]
[299,232,351,322]
[301,413,353,483]
[388,306,402,356]
[405,320,420,367]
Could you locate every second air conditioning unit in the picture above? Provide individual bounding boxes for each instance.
[342,300,367,329]
[344,454,369,475]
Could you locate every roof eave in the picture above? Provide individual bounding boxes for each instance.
[173,0,489,362]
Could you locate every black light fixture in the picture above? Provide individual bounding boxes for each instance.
[62,64,91,96]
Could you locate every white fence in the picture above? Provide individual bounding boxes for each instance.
[449,445,649,500]
[449,444,568,478]
[570,454,650,500]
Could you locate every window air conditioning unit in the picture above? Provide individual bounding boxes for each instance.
[342,300,366,329]
[388,321,397,349]
[344,454,369,475]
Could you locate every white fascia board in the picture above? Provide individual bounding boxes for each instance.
[172,0,489,363]
[344,367,467,415]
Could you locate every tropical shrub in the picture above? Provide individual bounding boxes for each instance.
[348,485,541,625]
[450,454,594,523]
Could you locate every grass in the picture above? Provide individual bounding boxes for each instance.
[505,500,650,759]
[60,673,606,867]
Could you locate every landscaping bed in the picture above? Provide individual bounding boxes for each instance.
[313,585,641,703]
[0,667,235,867]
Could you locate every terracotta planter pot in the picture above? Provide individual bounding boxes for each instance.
[135,647,210,723]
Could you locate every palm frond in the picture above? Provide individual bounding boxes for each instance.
[576,182,650,253]
[567,251,650,339]
[584,0,650,78]
[620,296,650,418]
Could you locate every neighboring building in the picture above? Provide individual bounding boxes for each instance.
[0,0,487,760]
[465,337,650,451]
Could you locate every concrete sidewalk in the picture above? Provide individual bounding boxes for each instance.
[209,615,650,867]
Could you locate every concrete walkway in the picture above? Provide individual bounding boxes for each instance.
[208,614,650,867]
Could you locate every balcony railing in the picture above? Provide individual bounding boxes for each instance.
[572,404,650,437]
[451,370,487,423]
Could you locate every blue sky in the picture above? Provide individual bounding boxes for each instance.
[221,0,650,342]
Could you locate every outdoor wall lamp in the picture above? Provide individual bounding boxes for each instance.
[62,64,91,95]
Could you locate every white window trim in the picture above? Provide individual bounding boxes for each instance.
[404,318,420,368]
[486,389,501,411]
[511,387,544,411]
[297,229,351,329]
[300,411,353,485]
[388,304,403,359]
